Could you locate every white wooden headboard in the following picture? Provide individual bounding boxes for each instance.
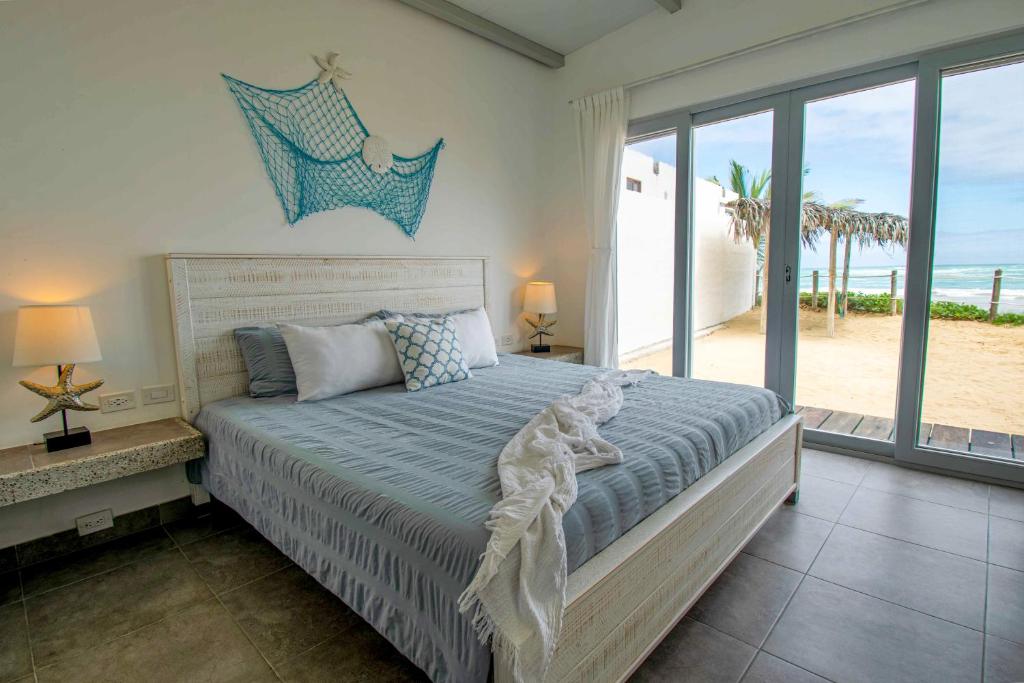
[165,254,489,420]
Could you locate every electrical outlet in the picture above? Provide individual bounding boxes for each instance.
[501,334,514,346]
[99,390,136,413]
[142,384,176,405]
[76,509,113,536]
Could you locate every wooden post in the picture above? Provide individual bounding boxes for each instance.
[760,232,770,335]
[754,269,760,310]
[811,270,819,311]
[827,226,838,338]
[990,268,1003,321]
[840,235,852,318]
[890,270,898,316]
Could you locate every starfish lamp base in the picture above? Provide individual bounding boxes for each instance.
[530,343,551,353]
[44,424,92,452]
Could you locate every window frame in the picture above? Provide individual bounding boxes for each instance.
[622,28,1024,483]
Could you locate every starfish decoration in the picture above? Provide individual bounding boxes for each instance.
[19,364,104,423]
[313,52,352,92]
[526,316,558,341]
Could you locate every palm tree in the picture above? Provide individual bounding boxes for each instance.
[829,198,865,317]
[720,161,772,332]
[726,197,908,337]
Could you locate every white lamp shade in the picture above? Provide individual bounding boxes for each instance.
[12,305,102,367]
[523,281,557,315]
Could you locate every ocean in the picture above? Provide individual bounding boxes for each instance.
[798,264,1024,314]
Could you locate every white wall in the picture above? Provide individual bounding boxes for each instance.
[543,0,1024,347]
[617,148,753,357]
[692,181,755,333]
[0,0,558,542]
[616,149,676,355]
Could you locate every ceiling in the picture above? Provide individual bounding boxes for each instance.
[445,0,658,55]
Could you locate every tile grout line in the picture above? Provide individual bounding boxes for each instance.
[808,574,987,633]
[776,504,989,565]
[272,622,361,673]
[981,489,992,683]
[17,568,39,683]
[25,544,217,676]
[831,518,988,563]
[169,518,243,551]
[686,616,839,683]
[19,528,176,601]
[22,520,241,677]
[164,520,370,678]
[30,597,214,676]
[164,518,295,597]
[737,462,866,682]
[743,546,990,636]
[167,527,285,682]
[857,481,990,514]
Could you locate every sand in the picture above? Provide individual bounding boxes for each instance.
[621,308,1024,435]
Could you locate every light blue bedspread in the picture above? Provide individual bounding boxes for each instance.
[195,354,786,683]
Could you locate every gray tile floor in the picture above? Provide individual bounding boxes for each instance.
[1,448,1022,682]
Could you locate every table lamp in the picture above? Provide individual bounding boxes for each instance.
[13,305,104,452]
[523,281,557,353]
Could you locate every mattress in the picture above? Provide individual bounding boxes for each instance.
[194,354,786,683]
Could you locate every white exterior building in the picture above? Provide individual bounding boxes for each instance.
[617,148,756,359]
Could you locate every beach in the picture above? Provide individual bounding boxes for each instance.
[621,308,1024,435]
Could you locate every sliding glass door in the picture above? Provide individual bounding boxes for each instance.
[896,36,1024,480]
[688,110,775,388]
[620,30,1024,484]
[617,133,677,374]
[793,79,916,441]
[917,57,1024,460]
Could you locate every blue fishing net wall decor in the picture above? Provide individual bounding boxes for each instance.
[223,73,444,238]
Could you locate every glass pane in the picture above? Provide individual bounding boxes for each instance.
[918,58,1024,461]
[688,111,774,387]
[617,133,677,374]
[792,81,915,440]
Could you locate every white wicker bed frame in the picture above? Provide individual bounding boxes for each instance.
[165,253,802,683]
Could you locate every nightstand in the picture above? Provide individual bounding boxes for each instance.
[514,345,584,365]
[0,418,204,507]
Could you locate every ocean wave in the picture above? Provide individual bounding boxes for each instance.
[933,288,1024,299]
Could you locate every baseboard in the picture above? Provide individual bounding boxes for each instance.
[1,494,197,570]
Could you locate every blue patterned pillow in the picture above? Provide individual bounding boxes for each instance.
[384,317,472,392]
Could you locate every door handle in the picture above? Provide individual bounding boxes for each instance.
[785,265,792,283]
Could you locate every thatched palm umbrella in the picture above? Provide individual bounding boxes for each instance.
[725,197,908,337]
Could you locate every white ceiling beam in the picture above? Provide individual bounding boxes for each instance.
[395,0,565,68]
[654,0,682,13]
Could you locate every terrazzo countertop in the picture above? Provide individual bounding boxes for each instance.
[0,418,205,506]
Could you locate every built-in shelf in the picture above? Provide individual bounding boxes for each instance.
[0,418,204,506]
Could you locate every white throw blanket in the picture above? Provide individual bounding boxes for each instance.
[458,369,651,682]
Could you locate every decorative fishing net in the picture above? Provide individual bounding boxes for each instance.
[223,74,444,237]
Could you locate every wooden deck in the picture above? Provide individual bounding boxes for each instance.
[795,406,1024,461]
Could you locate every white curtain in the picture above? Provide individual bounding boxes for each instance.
[571,87,629,368]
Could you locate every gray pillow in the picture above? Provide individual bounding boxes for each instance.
[234,327,297,397]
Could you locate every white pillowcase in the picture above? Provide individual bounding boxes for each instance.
[448,307,499,369]
[277,320,404,402]
[386,307,499,369]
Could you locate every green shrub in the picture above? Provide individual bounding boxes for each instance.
[847,293,900,314]
[929,301,987,321]
[798,291,902,314]
[795,292,1018,326]
[992,312,1024,326]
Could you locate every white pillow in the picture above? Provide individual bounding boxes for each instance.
[385,307,499,369]
[277,320,404,402]
[449,307,499,369]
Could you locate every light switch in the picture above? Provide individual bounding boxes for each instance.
[142,384,176,405]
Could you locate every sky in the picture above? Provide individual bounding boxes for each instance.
[630,60,1024,269]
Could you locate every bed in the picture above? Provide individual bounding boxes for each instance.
[167,254,802,683]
